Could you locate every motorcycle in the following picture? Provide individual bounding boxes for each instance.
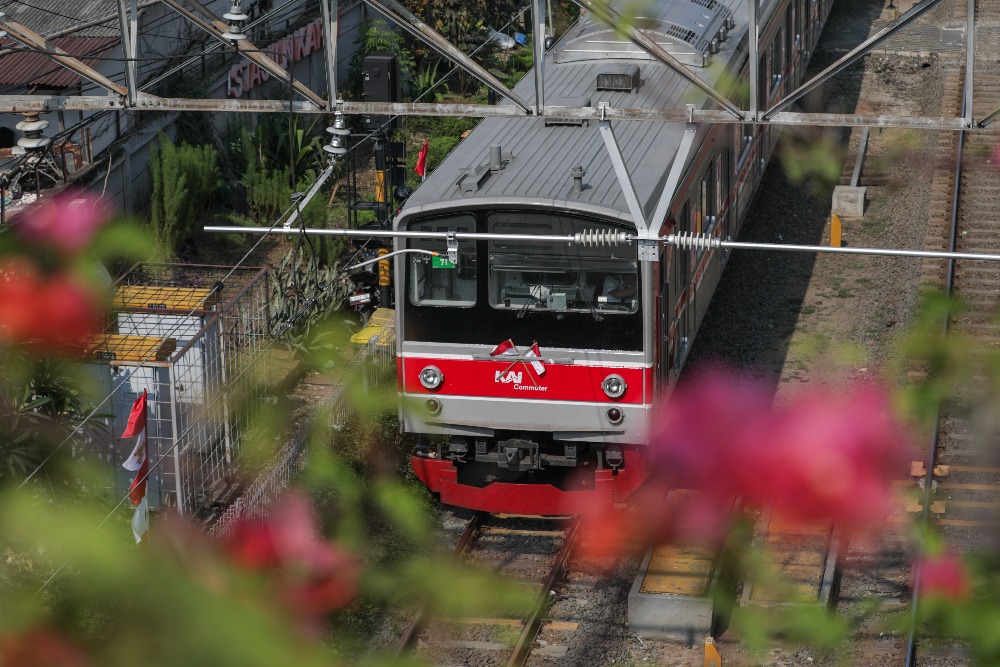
[346,269,379,322]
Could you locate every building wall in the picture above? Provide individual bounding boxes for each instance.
[0,0,370,214]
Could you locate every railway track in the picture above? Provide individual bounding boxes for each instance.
[836,0,1000,663]
[397,514,593,666]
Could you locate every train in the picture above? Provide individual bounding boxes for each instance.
[394,0,834,515]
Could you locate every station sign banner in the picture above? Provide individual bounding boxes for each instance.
[227,18,325,98]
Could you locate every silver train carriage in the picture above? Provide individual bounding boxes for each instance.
[395,0,834,514]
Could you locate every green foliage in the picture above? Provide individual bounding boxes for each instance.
[779,132,844,198]
[411,60,445,102]
[268,246,348,356]
[149,133,221,258]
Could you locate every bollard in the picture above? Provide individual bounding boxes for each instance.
[705,636,722,667]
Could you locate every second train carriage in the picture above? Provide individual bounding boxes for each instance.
[395,0,834,515]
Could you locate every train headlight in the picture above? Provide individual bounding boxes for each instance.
[602,374,627,399]
[419,365,444,390]
[425,398,442,415]
[606,407,624,425]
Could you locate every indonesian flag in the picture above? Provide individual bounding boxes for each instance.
[525,342,546,376]
[122,389,148,472]
[490,338,517,357]
[121,390,149,543]
[414,139,429,178]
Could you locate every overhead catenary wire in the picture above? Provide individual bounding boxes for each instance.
[14,0,534,487]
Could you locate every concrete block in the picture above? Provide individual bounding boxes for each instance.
[628,547,715,644]
[832,185,866,218]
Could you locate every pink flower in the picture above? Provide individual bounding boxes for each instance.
[0,626,90,667]
[0,260,103,353]
[13,192,110,256]
[580,367,909,556]
[918,551,970,601]
[225,493,360,621]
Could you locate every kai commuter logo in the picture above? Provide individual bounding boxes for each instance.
[488,339,548,391]
[495,370,522,384]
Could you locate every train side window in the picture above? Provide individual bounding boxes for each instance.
[407,216,477,307]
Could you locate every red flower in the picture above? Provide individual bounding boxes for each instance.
[225,493,359,621]
[13,192,110,256]
[580,367,909,557]
[0,261,103,353]
[0,626,90,667]
[918,551,971,601]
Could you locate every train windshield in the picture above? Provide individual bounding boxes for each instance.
[488,212,637,314]
[407,215,477,307]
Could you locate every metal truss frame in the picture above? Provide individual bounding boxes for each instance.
[0,0,992,131]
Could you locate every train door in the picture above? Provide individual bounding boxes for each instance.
[658,245,677,384]
[678,201,693,363]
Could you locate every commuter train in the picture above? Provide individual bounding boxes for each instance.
[395,0,833,515]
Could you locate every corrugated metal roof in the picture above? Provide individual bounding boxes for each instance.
[400,0,750,227]
[0,36,119,88]
[3,0,121,38]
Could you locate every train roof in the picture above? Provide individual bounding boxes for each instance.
[397,0,764,230]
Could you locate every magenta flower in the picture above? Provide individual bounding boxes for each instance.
[579,366,909,557]
[0,626,90,667]
[226,493,360,623]
[918,552,971,601]
[13,191,110,256]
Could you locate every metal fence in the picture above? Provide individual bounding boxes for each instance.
[87,264,270,517]
[209,317,397,538]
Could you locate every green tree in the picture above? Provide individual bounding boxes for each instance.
[149,134,221,257]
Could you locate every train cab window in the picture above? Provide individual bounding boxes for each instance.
[487,212,638,314]
[407,216,477,307]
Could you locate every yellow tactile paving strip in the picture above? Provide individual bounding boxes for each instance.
[84,334,176,362]
[113,285,219,311]
[749,517,832,604]
[640,544,715,596]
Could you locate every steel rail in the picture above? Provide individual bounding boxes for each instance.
[902,29,969,667]
[506,520,579,667]
[396,511,487,654]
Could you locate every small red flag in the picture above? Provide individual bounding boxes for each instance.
[121,389,149,509]
[121,389,148,438]
[526,342,546,376]
[489,339,516,357]
[128,456,148,507]
[414,139,429,177]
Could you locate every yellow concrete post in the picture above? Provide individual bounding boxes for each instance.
[705,636,722,667]
[830,213,842,247]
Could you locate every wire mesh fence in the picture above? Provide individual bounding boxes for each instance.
[209,317,397,538]
[87,264,270,516]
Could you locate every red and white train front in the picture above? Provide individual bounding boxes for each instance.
[396,208,653,515]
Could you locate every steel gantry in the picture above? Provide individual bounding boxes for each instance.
[0,0,994,131]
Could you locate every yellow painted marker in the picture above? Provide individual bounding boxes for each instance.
[831,213,842,247]
[705,636,722,667]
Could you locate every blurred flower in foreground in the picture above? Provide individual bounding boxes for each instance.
[12,192,110,257]
[0,625,90,667]
[225,492,360,628]
[918,551,971,601]
[578,366,909,556]
[0,260,103,353]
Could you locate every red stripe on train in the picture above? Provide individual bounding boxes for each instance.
[401,356,649,404]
